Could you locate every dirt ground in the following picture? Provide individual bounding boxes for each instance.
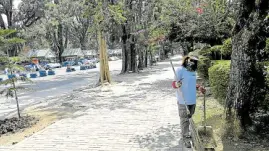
[0,95,81,146]
[0,109,58,146]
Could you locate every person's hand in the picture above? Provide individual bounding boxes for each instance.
[199,86,206,94]
[175,81,182,88]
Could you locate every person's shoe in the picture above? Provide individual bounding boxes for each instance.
[184,140,192,148]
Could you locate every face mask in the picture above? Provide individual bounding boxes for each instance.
[186,59,197,72]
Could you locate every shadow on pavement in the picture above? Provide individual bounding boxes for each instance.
[131,124,192,151]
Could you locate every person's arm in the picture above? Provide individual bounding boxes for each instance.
[172,67,183,89]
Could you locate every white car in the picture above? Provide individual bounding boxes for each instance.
[44,63,62,70]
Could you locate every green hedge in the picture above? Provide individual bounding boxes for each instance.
[221,38,232,57]
[199,45,222,60]
[198,38,232,60]
[197,56,211,80]
[209,61,269,105]
[208,60,231,104]
[189,49,200,57]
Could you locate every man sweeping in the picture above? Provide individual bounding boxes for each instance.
[172,55,206,148]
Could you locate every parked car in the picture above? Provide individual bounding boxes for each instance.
[109,56,119,61]
[62,61,76,67]
[44,63,62,70]
[25,64,41,71]
[90,58,99,63]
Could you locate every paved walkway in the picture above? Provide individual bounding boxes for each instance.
[1,56,190,151]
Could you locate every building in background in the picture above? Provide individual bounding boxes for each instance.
[83,50,97,59]
[27,49,56,65]
[61,48,84,62]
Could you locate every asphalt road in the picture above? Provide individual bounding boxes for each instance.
[0,60,122,119]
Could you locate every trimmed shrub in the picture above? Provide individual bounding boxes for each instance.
[208,60,230,104]
[199,45,222,60]
[197,56,211,80]
[198,46,212,56]
[189,49,200,57]
[221,38,232,59]
[209,61,269,106]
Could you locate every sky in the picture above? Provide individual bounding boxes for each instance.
[1,0,22,25]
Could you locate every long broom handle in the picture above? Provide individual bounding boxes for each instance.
[170,58,204,151]
[169,59,191,116]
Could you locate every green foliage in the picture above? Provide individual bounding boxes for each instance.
[0,29,25,49]
[266,38,269,55]
[197,56,211,80]
[0,29,25,54]
[260,61,269,111]
[210,45,222,54]
[199,45,222,60]
[108,2,126,24]
[0,54,32,118]
[221,38,232,56]
[188,49,200,57]
[208,60,231,104]
[199,39,232,60]
[163,0,234,44]
[0,29,16,36]
[209,60,269,106]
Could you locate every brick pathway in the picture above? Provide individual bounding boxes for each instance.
[1,57,191,151]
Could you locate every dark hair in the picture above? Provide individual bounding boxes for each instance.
[181,56,190,68]
[181,56,198,71]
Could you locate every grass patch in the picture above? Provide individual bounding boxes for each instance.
[193,96,269,151]
[193,96,225,150]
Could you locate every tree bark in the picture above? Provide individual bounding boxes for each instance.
[98,30,111,84]
[130,37,137,72]
[0,15,6,29]
[121,24,128,73]
[144,49,148,67]
[12,79,20,119]
[138,48,144,70]
[64,27,69,49]
[6,0,13,28]
[225,0,269,129]
[80,37,87,50]
[149,50,153,66]
[57,24,64,63]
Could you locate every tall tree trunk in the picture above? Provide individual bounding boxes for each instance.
[130,37,137,72]
[144,49,148,67]
[7,0,13,28]
[0,15,6,29]
[121,24,129,73]
[54,0,64,63]
[12,79,20,119]
[80,36,87,50]
[121,24,137,73]
[57,24,64,63]
[121,0,138,73]
[64,27,69,49]
[138,49,144,70]
[149,50,153,66]
[98,30,111,84]
[225,0,268,129]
